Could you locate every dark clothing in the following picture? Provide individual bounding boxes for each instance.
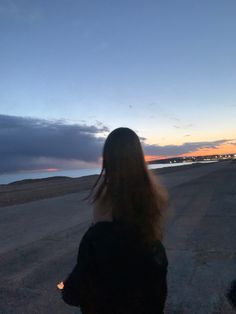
[227,279,236,309]
[61,220,168,314]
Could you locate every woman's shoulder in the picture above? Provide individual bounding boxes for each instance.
[79,221,168,268]
[84,221,167,249]
[85,220,128,235]
[80,221,118,242]
[78,220,133,260]
[80,220,141,247]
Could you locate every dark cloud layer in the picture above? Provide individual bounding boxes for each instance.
[0,114,233,174]
[142,139,232,156]
[0,114,109,174]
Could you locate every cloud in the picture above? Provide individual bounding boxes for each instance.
[173,124,193,129]
[139,136,147,141]
[148,102,181,122]
[143,139,233,156]
[0,114,109,174]
[0,0,41,23]
[1,114,234,174]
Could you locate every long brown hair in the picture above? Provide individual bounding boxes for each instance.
[85,127,168,248]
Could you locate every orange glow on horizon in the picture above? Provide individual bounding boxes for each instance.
[144,155,170,162]
[21,167,60,173]
[144,143,236,160]
[45,168,59,172]
[180,143,236,157]
[36,168,59,172]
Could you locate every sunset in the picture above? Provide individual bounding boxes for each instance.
[181,143,236,157]
[0,0,236,179]
[0,1,236,313]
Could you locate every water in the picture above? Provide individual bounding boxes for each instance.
[0,161,217,185]
[0,168,101,185]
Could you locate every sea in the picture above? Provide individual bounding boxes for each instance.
[0,161,217,185]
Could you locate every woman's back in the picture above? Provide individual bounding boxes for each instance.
[61,127,169,314]
[62,220,168,314]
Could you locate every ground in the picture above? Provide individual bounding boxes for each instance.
[0,161,235,313]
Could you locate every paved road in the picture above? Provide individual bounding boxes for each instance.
[0,161,227,255]
[163,161,236,313]
[0,161,235,313]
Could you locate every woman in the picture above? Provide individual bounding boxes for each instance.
[58,127,169,314]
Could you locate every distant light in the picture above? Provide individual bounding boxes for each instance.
[45,168,59,172]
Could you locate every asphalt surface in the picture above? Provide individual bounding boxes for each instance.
[0,161,235,313]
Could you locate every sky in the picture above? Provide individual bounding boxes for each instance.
[0,0,236,174]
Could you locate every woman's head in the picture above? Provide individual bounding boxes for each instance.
[86,127,168,247]
[102,127,148,187]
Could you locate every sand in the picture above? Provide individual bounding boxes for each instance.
[0,160,235,313]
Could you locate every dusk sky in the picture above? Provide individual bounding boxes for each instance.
[0,0,236,174]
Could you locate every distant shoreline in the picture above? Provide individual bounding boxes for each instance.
[0,160,228,208]
[0,160,219,186]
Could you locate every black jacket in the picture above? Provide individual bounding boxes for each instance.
[61,220,168,314]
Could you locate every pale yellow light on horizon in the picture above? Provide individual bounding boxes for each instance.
[145,130,236,146]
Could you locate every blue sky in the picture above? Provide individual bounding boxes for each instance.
[0,0,236,173]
